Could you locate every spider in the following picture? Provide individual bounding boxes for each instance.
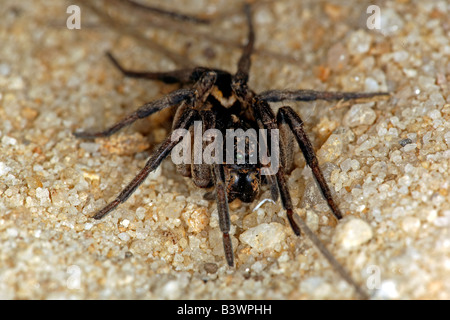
[75,1,388,298]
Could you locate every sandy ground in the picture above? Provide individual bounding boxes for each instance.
[0,0,449,299]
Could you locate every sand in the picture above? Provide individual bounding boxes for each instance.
[0,0,448,299]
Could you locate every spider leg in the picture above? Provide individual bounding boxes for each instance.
[106,52,209,85]
[233,3,254,85]
[121,0,210,24]
[276,106,342,220]
[200,108,234,266]
[258,89,389,103]
[266,174,279,202]
[93,108,198,220]
[231,3,255,101]
[73,88,192,139]
[252,100,301,235]
[90,70,217,219]
[253,100,369,299]
[256,118,279,202]
[212,163,234,266]
[291,213,369,299]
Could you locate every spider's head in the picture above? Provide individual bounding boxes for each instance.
[224,164,261,203]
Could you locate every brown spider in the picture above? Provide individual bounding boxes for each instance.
[75,2,388,298]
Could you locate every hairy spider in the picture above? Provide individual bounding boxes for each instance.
[75,2,388,298]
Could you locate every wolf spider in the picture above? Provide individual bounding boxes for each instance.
[75,1,388,298]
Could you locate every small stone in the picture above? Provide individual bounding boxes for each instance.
[118,232,131,241]
[36,187,50,205]
[392,50,409,62]
[340,158,353,173]
[0,63,11,76]
[164,201,184,219]
[379,8,404,35]
[364,77,379,92]
[334,218,373,250]
[80,142,99,153]
[444,132,450,148]
[1,135,17,146]
[428,109,441,120]
[375,280,400,299]
[135,228,149,239]
[402,143,417,152]
[428,93,445,106]
[239,223,287,252]
[327,43,349,71]
[20,107,39,121]
[6,228,18,238]
[317,133,343,163]
[84,223,93,230]
[8,77,24,90]
[135,207,146,220]
[160,280,180,299]
[399,138,412,147]
[0,162,11,176]
[184,208,209,233]
[251,261,264,273]
[306,210,319,232]
[204,263,218,274]
[401,217,421,233]
[343,103,376,127]
[120,219,130,228]
[347,30,372,55]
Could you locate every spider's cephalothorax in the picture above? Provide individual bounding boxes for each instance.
[74,2,389,299]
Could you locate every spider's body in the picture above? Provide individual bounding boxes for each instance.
[170,68,262,194]
[75,2,389,299]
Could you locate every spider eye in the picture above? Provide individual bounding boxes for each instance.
[229,171,239,184]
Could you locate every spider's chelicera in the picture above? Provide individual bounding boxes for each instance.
[74,2,388,298]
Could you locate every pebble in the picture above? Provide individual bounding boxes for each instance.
[35,187,50,205]
[118,232,131,241]
[401,217,421,233]
[347,30,372,55]
[343,103,377,127]
[239,223,287,252]
[0,63,11,76]
[204,263,218,274]
[1,135,17,146]
[399,138,412,147]
[364,77,380,92]
[334,218,373,250]
[80,142,99,153]
[375,280,400,299]
[317,133,343,163]
[327,43,349,71]
[0,162,11,176]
